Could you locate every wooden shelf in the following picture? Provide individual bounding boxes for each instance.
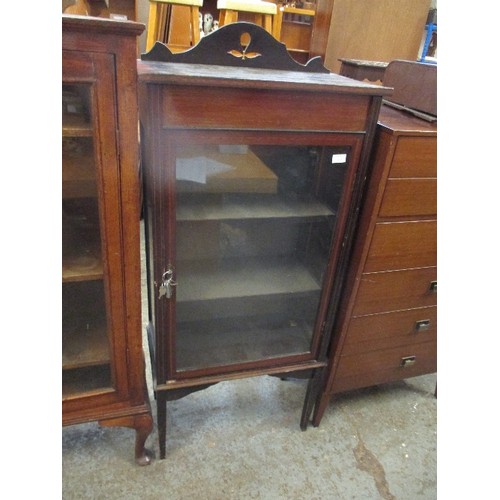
[63,322,110,370]
[62,113,93,137]
[177,316,313,371]
[62,207,103,281]
[282,6,316,17]
[178,257,321,304]
[286,48,311,55]
[62,281,108,368]
[62,365,111,398]
[62,248,103,282]
[177,194,334,222]
[62,139,97,198]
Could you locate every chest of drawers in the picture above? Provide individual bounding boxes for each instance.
[312,104,437,425]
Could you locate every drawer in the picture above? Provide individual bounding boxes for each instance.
[364,220,437,272]
[342,306,437,355]
[331,340,437,394]
[353,267,437,316]
[379,178,437,217]
[390,136,436,178]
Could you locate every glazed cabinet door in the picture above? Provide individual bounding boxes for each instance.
[149,132,364,380]
[62,50,130,410]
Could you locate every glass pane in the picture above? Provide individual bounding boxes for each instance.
[62,84,112,396]
[175,144,349,371]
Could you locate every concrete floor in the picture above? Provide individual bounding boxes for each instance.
[62,373,436,499]
[61,225,437,499]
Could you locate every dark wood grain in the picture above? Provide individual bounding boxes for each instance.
[383,60,437,116]
[141,21,330,73]
[139,25,389,453]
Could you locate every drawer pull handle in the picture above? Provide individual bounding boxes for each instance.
[415,319,430,332]
[429,281,437,293]
[401,356,416,367]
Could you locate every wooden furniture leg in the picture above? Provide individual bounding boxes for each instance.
[146,1,161,50]
[190,6,201,44]
[133,414,154,465]
[100,412,154,465]
[263,14,272,34]
[311,390,332,427]
[272,6,283,40]
[300,368,324,430]
[157,391,168,459]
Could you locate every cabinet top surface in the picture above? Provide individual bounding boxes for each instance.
[137,60,393,96]
[378,104,437,135]
[62,14,145,36]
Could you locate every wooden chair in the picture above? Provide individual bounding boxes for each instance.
[272,4,315,42]
[217,0,278,36]
[146,0,204,51]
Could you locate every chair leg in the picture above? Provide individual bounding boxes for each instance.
[219,10,238,27]
[263,14,272,35]
[190,6,200,45]
[218,9,225,26]
[146,2,160,51]
[273,8,283,40]
[229,10,239,24]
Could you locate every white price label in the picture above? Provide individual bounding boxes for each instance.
[331,154,347,164]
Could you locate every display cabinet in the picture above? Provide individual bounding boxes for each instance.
[62,15,152,465]
[138,23,391,458]
[311,101,437,426]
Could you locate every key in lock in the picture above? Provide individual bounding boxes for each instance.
[158,268,177,299]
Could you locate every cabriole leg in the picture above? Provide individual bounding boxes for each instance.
[99,412,153,465]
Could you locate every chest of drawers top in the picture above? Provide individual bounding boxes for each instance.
[378,104,437,137]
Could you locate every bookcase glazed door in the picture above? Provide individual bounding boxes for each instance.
[157,133,363,378]
[62,60,126,403]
